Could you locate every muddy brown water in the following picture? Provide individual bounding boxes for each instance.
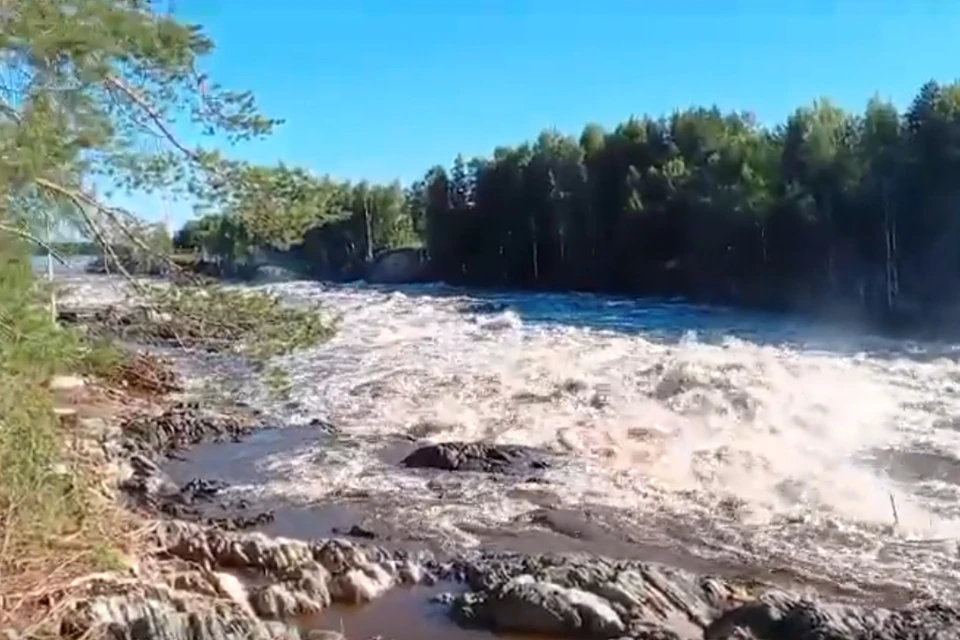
[163,429,918,604]
[161,425,921,639]
[302,583,551,640]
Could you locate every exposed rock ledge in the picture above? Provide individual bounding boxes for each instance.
[448,551,960,639]
[53,521,429,640]
[35,521,960,640]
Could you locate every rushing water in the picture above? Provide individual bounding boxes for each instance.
[60,274,960,603]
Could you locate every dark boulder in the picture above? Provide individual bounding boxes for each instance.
[400,442,551,475]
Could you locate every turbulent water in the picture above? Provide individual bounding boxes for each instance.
[60,273,960,603]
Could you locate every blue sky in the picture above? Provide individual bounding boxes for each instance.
[119,0,960,228]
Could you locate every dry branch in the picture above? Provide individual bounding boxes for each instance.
[0,223,68,265]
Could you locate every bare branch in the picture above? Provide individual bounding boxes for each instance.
[35,177,168,258]
[0,223,68,265]
[103,75,200,162]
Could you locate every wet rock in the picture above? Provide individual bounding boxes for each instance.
[705,591,960,640]
[432,592,457,605]
[340,524,377,540]
[450,556,713,638]
[114,398,278,534]
[58,528,376,637]
[397,560,423,585]
[457,574,626,638]
[119,455,235,515]
[589,392,609,409]
[265,621,302,640]
[178,478,230,503]
[447,552,960,639]
[512,390,559,404]
[157,522,412,607]
[457,300,509,314]
[204,510,276,532]
[249,583,325,618]
[308,417,340,434]
[329,565,393,604]
[526,508,614,542]
[120,402,252,457]
[58,575,277,640]
[401,441,551,475]
[124,468,275,532]
[120,454,180,499]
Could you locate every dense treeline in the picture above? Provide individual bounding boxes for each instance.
[175,165,418,278]
[412,81,960,326]
[30,241,98,256]
[179,80,960,329]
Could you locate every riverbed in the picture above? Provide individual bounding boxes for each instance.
[59,273,960,608]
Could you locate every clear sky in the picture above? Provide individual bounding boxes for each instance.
[121,0,960,228]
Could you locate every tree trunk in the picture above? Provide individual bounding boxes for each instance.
[363,197,374,262]
[530,217,539,284]
[46,212,56,323]
[882,179,899,312]
[824,197,836,294]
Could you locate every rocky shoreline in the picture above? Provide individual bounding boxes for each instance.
[9,300,960,639]
[51,506,960,640]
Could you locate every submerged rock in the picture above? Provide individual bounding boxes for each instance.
[456,300,509,314]
[117,451,272,531]
[401,441,551,475]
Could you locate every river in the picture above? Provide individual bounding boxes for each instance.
[58,272,960,606]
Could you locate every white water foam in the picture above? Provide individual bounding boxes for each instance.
[62,274,960,599]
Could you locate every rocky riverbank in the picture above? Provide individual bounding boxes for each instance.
[44,516,960,640]
[8,291,960,640]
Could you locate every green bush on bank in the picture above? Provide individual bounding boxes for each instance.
[0,230,337,612]
[104,281,338,364]
[0,237,120,581]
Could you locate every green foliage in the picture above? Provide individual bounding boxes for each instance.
[130,282,338,363]
[209,162,346,250]
[182,165,421,278]
[30,241,99,256]
[396,83,960,327]
[87,221,175,275]
[1,0,279,260]
[173,212,255,269]
[0,0,333,366]
[263,365,293,400]
[175,80,957,329]
[0,237,115,562]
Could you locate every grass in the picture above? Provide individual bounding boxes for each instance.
[0,236,141,631]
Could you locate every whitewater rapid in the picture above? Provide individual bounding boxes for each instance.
[62,274,960,601]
